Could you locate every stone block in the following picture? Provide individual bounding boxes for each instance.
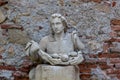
[0,9,6,23]
[94,3,111,13]
[8,29,30,45]
[33,65,79,80]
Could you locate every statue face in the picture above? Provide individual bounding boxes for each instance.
[51,17,64,34]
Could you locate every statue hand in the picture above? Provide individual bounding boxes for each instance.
[25,40,39,56]
[69,53,84,65]
[50,59,62,65]
[69,51,78,57]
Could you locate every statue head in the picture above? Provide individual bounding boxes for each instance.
[50,13,68,35]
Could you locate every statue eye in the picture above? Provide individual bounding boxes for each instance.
[51,23,54,25]
[56,22,61,25]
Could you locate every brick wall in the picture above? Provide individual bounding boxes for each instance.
[1,53,120,80]
[79,18,120,80]
[0,0,120,80]
[79,53,120,80]
[14,19,120,80]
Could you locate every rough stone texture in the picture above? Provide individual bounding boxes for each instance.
[4,0,113,54]
[79,53,120,80]
[0,0,119,80]
[8,29,30,45]
[0,9,6,23]
[34,65,79,80]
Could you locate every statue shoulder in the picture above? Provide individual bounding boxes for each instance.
[40,36,49,44]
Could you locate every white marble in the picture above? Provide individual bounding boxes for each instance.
[25,13,85,80]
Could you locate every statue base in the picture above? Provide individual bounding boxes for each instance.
[29,64,80,80]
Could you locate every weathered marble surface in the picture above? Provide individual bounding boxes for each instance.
[25,13,84,66]
[30,65,79,80]
[25,13,84,80]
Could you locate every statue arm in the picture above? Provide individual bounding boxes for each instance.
[73,33,85,50]
[69,51,84,65]
[25,40,41,62]
[69,31,85,65]
[39,50,69,65]
[38,37,54,64]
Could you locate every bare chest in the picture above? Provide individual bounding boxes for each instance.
[46,36,74,54]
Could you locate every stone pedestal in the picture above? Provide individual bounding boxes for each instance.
[34,64,80,80]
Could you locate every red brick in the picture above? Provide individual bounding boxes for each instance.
[0,65,16,71]
[112,1,116,7]
[0,24,24,31]
[110,48,120,53]
[99,63,112,70]
[19,67,30,73]
[111,25,120,31]
[79,62,97,71]
[91,0,102,3]
[106,69,120,74]
[13,71,28,80]
[115,63,120,69]
[111,19,120,25]
[85,58,97,63]
[97,58,108,64]
[98,53,120,58]
[87,63,97,68]
[80,68,91,73]
[116,74,120,79]
[110,58,120,63]
[89,54,97,58]
[7,65,16,71]
[108,74,117,79]
[104,38,116,43]
[109,31,117,37]
[79,63,87,69]
[104,1,111,6]
[21,61,33,68]
[0,55,2,59]
[0,0,8,6]
[81,0,102,3]
[14,78,29,80]
[80,73,91,79]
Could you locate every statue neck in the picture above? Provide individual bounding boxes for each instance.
[54,31,65,41]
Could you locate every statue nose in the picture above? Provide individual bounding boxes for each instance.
[54,25,58,29]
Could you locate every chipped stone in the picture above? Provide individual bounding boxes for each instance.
[88,40,101,51]
[0,10,6,23]
[8,29,30,45]
[0,46,5,54]
[0,28,7,45]
[94,3,111,13]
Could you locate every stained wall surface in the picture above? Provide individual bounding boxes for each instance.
[0,0,120,80]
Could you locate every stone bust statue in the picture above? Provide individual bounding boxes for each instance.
[25,13,85,80]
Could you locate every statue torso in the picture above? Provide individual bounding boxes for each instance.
[46,33,74,54]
